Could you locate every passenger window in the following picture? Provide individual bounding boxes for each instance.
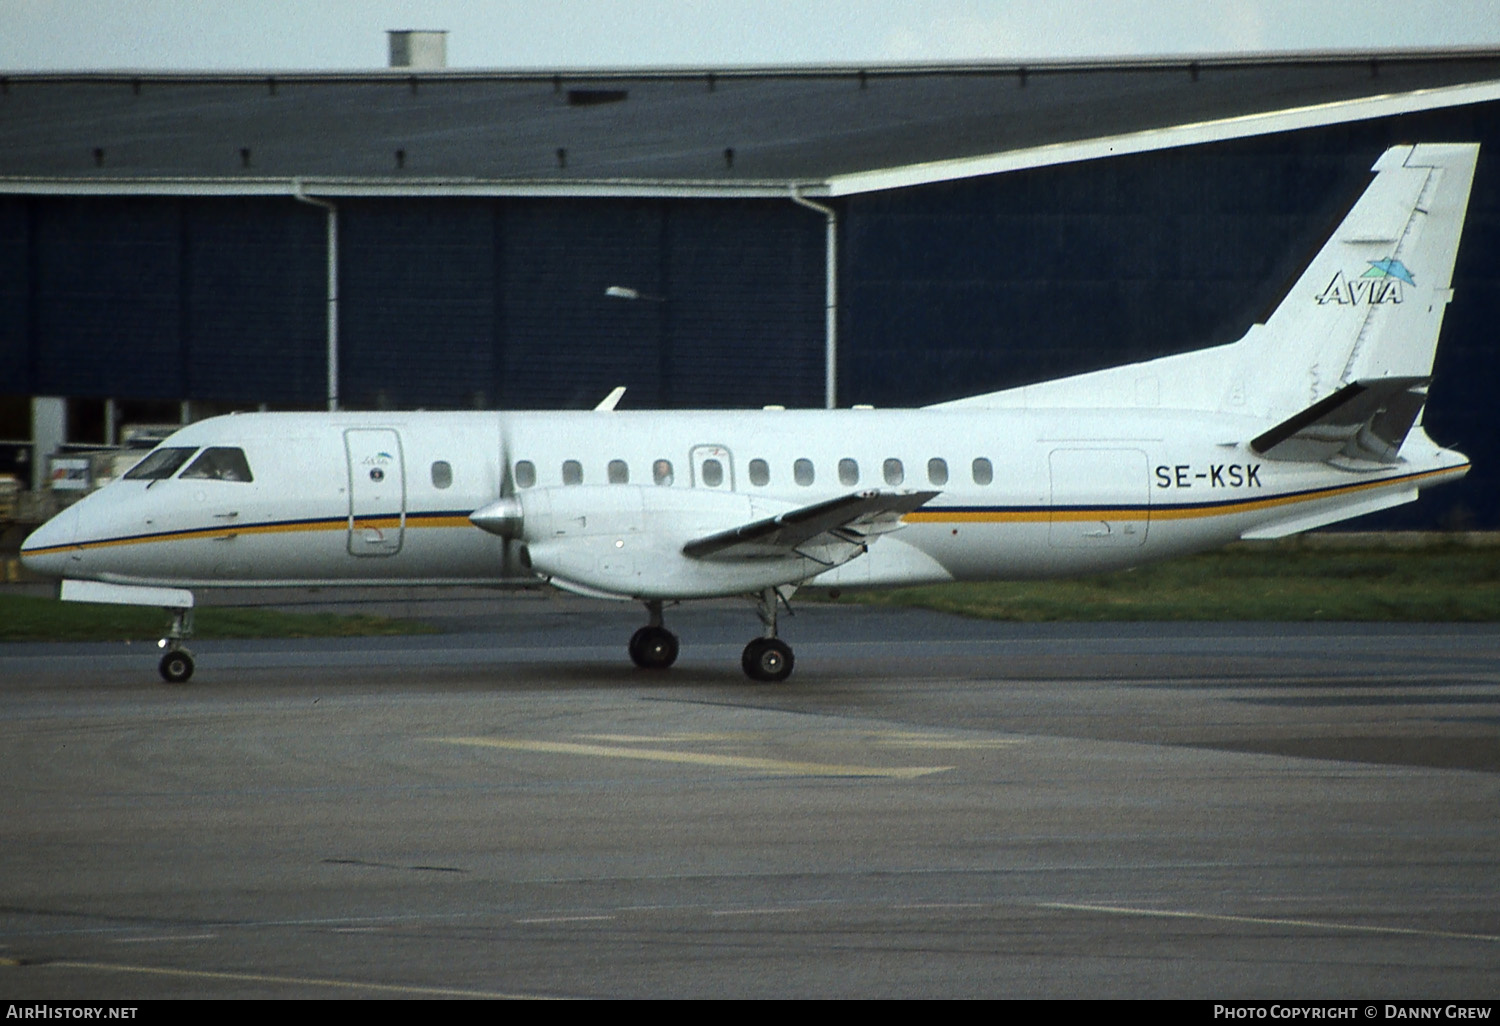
[179,447,253,482]
[701,458,724,487]
[608,459,629,484]
[562,460,583,485]
[749,458,770,487]
[430,460,453,489]
[653,459,674,486]
[794,458,815,486]
[972,457,994,485]
[838,458,859,486]
[124,446,198,481]
[883,458,904,485]
[514,460,536,488]
[927,458,948,486]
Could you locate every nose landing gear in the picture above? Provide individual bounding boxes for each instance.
[158,607,195,683]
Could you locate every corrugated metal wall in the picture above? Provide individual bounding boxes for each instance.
[0,196,825,411]
[0,199,27,392]
[0,197,326,403]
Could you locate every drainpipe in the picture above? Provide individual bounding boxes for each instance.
[293,180,340,412]
[791,188,838,410]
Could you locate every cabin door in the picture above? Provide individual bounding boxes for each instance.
[1048,448,1149,548]
[345,428,406,556]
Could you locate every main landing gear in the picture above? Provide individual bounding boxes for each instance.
[742,587,793,683]
[628,600,679,670]
[628,590,795,683]
[158,606,196,684]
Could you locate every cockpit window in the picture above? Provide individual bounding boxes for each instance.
[180,447,254,482]
[123,447,198,481]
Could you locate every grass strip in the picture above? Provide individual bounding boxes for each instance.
[0,593,436,643]
[5,545,1498,641]
[836,544,1500,622]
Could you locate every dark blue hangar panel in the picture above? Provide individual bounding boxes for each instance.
[0,196,825,410]
[2,55,1499,526]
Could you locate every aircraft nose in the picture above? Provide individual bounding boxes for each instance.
[19,505,80,579]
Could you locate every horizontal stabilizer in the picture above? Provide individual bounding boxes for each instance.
[1240,487,1419,539]
[683,490,938,561]
[1249,377,1429,464]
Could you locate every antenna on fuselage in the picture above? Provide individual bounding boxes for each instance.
[593,386,627,412]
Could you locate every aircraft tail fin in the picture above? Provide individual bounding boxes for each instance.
[1245,143,1477,420]
[931,143,1478,424]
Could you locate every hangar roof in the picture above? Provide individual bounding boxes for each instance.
[3,50,1500,197]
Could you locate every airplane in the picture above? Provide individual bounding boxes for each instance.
[20,143,1478,684]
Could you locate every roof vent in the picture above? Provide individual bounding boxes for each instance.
[388,30,447,69]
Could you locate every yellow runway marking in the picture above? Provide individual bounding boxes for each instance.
[30,959,559,999]
[1040,902,1500,943]
[576,733,752,743]
[873,737,1024,750]
[577,731,1023,751]
[435,736,953,778]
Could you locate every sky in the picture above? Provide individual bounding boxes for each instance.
[2,0,1499,71]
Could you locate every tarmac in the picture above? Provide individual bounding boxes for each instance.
[1,591,1496,998]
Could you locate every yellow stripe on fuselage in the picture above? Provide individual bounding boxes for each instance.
[21,464,1467,558]
[902,464,1466,525]
[21,513,477,557]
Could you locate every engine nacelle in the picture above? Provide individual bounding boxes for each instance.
[472,486,829,599]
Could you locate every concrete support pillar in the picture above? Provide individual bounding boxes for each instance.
[31,396,65,492]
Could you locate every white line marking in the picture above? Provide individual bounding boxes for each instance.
[113,934,218,944]
[39,959,562,999]
[435,736,953,778]
[1039,902,1500,943]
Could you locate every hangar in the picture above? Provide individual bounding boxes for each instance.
[2,47,1498,527]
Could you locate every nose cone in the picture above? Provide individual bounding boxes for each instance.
[19,505,80,579]
[470,497,524,539]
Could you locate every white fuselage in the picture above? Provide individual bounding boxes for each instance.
[19,406,1469,598]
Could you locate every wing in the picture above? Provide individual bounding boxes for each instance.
[682,489,940,562]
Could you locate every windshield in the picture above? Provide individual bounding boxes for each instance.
[180,447,254,482]
[122,446,198,481]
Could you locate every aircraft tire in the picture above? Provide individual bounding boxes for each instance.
[159,649,195,684]
[629,626,679,670]
[741,638,794,683]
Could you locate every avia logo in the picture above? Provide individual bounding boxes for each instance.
[1315,258,1414,306]
[361,451,393,465]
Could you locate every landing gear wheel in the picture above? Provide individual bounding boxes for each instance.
[629,626,679,670]
[159,649,195,684]
[742,637,794,683]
